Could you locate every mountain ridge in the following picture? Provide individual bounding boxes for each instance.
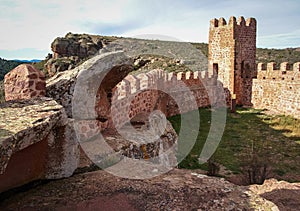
[1,33,300,81]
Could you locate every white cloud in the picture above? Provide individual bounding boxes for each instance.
[0,0,300,59]
[258,29,300,48]
[0,0,82,51]
[120,20,209,43]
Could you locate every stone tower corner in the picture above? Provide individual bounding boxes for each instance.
[208,16,257,106]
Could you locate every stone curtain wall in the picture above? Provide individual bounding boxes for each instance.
[208,16,256,106]
[252,62,300,118]
[109,69,226,130]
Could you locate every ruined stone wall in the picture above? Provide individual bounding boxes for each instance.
[252,62,300,118]
[208,16,256,105]
[109,69,226,129]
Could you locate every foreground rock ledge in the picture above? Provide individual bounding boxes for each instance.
[0,98,79,193]
[0,169,286,210]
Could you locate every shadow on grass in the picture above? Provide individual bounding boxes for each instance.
[168,107,300,185]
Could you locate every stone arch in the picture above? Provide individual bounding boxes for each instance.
[47,51,144,139]
[72,52,134,121]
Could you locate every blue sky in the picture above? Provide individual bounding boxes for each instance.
[1,0,300,60]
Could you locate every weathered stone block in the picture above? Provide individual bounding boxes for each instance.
[0,98,79,193]
[4,64,46,101]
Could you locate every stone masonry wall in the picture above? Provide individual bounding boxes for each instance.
[109,69,226,130]
[234,17,256,106]
[252,62,300,118]
[208,16,256,105]
[208,17,235,93]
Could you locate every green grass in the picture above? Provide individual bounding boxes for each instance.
[168,107,300,181]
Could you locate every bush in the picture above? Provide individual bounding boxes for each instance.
[0,81,4,104]
[240,154,269,185]
[207,159,220,176]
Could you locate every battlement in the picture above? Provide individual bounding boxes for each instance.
[110,69,225,129]
[257,62,300,80]
[113,69,217,100]
[210,16,256,28]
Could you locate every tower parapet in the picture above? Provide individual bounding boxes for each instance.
[209,16,256,28]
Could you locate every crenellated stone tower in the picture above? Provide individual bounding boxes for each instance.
[208,16,257,105]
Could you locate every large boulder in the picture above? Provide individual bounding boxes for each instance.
[4,64,46,101]
[0,98,79,193]
[51,33,107,59]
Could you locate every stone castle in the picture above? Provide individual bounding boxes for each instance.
[0,16,299,192]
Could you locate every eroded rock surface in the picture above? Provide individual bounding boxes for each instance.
[4,64,46,101]
[46,51,133,118]
[44,32,208,77]
[0,98,79,192]
[45,33,117,76]
[0,169,283,210]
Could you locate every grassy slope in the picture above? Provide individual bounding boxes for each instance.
[168,108,300,183]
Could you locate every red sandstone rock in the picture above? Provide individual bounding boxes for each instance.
[4,64,46,101]
[0,98,79,193]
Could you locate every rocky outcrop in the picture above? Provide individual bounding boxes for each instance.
[52,33,103,59]
[44,32,208,77]
[4,64,46,101]
[45,33,117,76]
[249,178,300,211]
[0,98,79,193]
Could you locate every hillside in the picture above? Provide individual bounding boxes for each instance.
[191,43,300,67]
[256,47,300,68]
[1,36,300,80]
[0,35,300,104]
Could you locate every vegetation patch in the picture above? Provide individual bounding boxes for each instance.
[168,107,300,184]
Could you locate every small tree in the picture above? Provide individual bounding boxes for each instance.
[242,154,268,184]
[240,140,271,185]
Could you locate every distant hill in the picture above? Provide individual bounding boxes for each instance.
[256,47,300,68]
[0,81,4,103]
[1,41,300,81]
[0,58,30,81]
[0,36,300,104]
[13,59,42,63]
[191,43,300,68]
